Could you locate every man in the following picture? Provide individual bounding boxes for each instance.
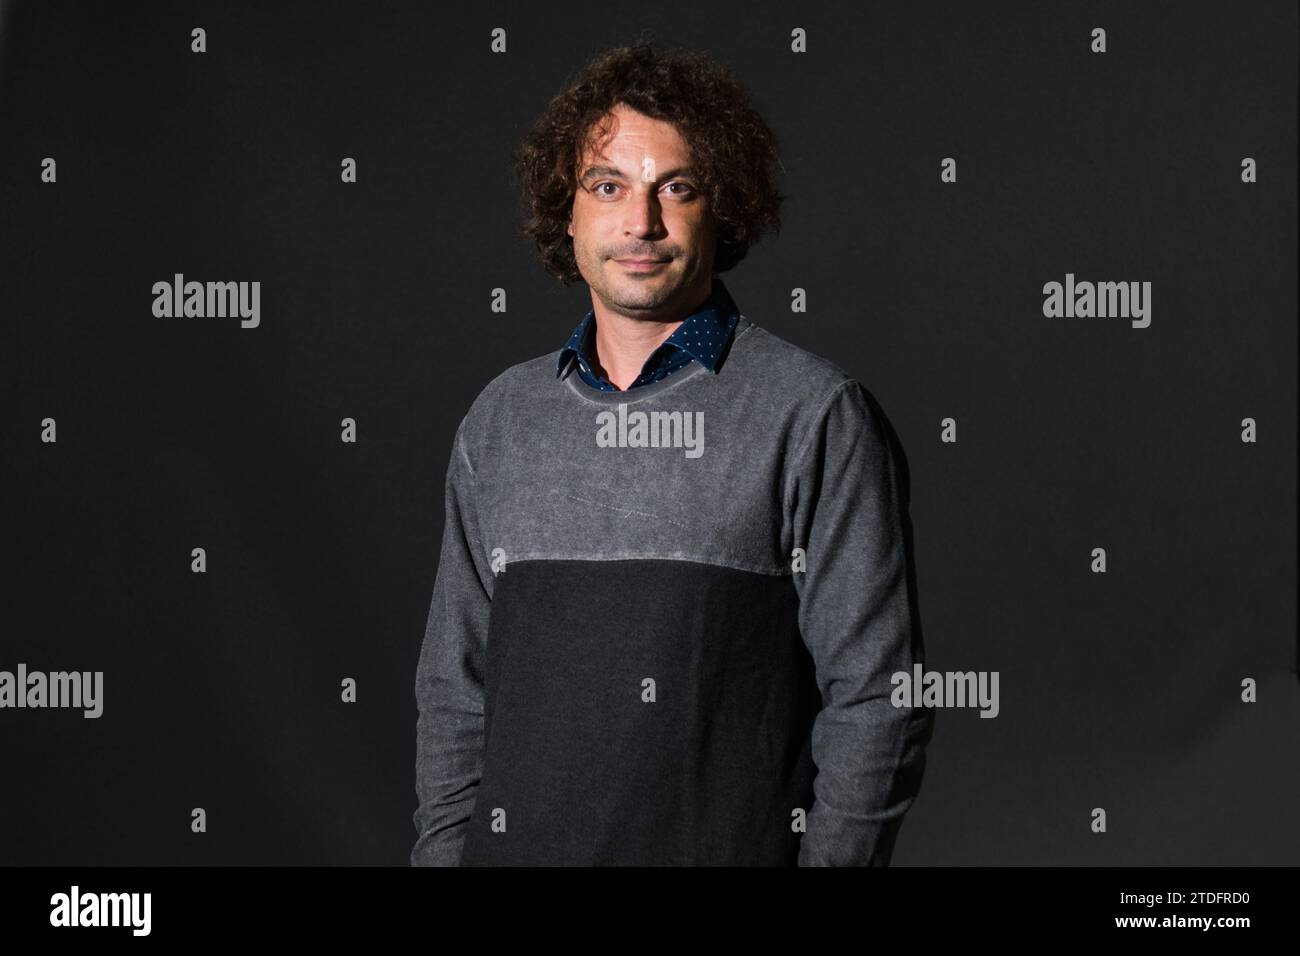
[412,41,933,866]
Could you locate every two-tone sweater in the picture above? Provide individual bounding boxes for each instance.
[411,310,934,866]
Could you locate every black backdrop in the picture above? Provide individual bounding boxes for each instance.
[3,0,1296,865]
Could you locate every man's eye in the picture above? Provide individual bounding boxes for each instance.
[591,181,693,198]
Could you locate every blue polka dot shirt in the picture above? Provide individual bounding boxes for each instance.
[555,277,741,390]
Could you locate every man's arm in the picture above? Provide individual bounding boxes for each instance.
[786,379,934,866]
[411,422,493,866]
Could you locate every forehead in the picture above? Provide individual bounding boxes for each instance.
[577,104,690,170]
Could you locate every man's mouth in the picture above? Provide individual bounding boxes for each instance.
[615,258,669,272]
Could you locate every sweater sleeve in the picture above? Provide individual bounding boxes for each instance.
[786,379,934,866]
[411,422,494,866]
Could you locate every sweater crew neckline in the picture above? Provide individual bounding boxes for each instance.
[559,315,754,406]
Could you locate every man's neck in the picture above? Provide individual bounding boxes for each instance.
[588,282,713,391]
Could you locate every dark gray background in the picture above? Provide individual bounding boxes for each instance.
[3,0,1296,864]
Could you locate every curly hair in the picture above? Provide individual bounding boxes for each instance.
[512,37,785,286]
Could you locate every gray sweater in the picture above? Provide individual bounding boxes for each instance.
[412,313,933,865]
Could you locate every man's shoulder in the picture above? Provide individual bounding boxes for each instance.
[477,350,559,399]
[736,320,866,408]
[452,349,561,441]
[734,322,897,473]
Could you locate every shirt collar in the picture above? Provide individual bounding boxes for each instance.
[555,276,740,381]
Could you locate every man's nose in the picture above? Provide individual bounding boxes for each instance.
[623,189,666,238]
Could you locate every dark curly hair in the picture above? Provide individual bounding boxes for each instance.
[512,37,785,286]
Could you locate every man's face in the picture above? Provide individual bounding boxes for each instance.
[568,103,716,318]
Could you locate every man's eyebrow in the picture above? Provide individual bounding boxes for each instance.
[578,164,697,184]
